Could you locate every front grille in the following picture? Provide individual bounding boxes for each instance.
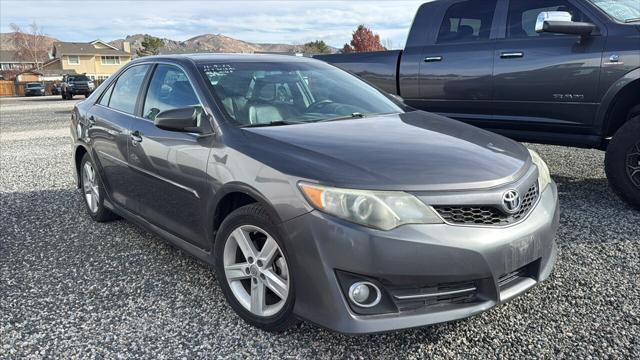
[389,280,478,312]
[434,184,539,226]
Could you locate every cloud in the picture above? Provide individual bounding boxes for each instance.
[0,0,425,48]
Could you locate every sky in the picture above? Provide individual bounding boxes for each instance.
[0,1,426,49]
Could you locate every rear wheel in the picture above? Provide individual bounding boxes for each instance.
[214,203,297,332]
[605,111,640,210]
[79,154,118,222]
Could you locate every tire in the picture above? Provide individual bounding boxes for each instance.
[605,112,640,210]
[79,153,119,222]
[214,203,297,332]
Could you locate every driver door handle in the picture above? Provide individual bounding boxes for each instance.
[130,130,143,143]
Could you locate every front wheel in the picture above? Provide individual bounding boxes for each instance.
[214,204,297,332]
[605,114,640,210]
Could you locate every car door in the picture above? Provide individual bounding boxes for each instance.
[88,64,151,209]
[492,0,606,135]
[414,0,499,122]
[126,63,212,247]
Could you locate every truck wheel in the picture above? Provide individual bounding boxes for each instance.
[605,112,640,210]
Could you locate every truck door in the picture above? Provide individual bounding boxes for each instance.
[492,0,606,140]
[415,0,498,122]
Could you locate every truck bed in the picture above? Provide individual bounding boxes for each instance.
[314,50,402,95]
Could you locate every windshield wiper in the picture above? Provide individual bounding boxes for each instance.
[624,17,640,23]
[316,112,401,123]
[240,120,305,128]
[316,112,368,123]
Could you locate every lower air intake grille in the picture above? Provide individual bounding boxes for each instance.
[434,184,539,226]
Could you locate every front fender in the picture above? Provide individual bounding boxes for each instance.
[596,68,640,135]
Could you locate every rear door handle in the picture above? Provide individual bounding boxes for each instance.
[424,56,443,62]
[500,52,524,59]
[130,130,143,143]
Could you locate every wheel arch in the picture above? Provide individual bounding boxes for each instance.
[207,182,285,250]
[73,144,90,188]
[598,69,640,139]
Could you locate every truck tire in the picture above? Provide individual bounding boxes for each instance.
[605,110,640,210]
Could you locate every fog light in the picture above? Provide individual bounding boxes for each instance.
[348,281,381,308]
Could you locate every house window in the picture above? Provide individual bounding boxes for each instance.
[101,56,120,65]
[67,55,80,65]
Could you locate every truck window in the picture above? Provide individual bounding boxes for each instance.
[507,0,590,38]
[437,0,497,43]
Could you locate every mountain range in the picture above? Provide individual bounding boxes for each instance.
[0,32,336,55]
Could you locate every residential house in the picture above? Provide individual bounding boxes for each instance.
[49,40,132,80]
[0,50,38,71]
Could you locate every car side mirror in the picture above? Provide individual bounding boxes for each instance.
[535,11,596,36]
[154,107,203,133]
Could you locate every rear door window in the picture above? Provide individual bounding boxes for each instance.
[437,0,498,43]
[98,83,115,106]
[108,65,150,114]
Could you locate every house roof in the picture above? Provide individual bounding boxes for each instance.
[0,50,36,63]
[90,39,120,50]
[41,68,78,76]
[53,42,130,56]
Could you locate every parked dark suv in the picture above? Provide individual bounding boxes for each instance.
[317,0,640,209]
[61,74,95,99]
[24,82,45,96]
[71,54,559,333]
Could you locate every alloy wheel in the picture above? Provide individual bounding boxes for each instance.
[82,162,99,213]
[223,225,290,317]
[627,141,640,189]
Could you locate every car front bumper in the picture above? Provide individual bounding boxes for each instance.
[282,181,559,334]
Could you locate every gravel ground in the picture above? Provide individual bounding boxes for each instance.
[1,96,639,359]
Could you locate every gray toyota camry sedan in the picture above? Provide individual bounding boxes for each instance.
[70,54,559,334]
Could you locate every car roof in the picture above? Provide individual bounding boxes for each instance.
[131,53,319,65]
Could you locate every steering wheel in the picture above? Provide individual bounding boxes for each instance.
[306,100,334,113]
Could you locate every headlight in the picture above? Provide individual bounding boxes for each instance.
[528,149,551,191]
[298,182,442,230]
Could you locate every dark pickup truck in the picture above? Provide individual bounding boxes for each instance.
[316,0,640,209]
[60,74,95,100]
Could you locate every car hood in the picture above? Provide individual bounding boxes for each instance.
[240,111,531,191]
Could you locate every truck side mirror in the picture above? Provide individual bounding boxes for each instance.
[535,11,596,36]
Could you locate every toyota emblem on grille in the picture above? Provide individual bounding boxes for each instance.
[502,190,522,214]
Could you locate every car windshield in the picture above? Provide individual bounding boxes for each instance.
[199,61,404,127]
[590,0,640,22]
[69,75,90,81]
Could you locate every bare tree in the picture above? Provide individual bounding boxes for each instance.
[10,22,49,70]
